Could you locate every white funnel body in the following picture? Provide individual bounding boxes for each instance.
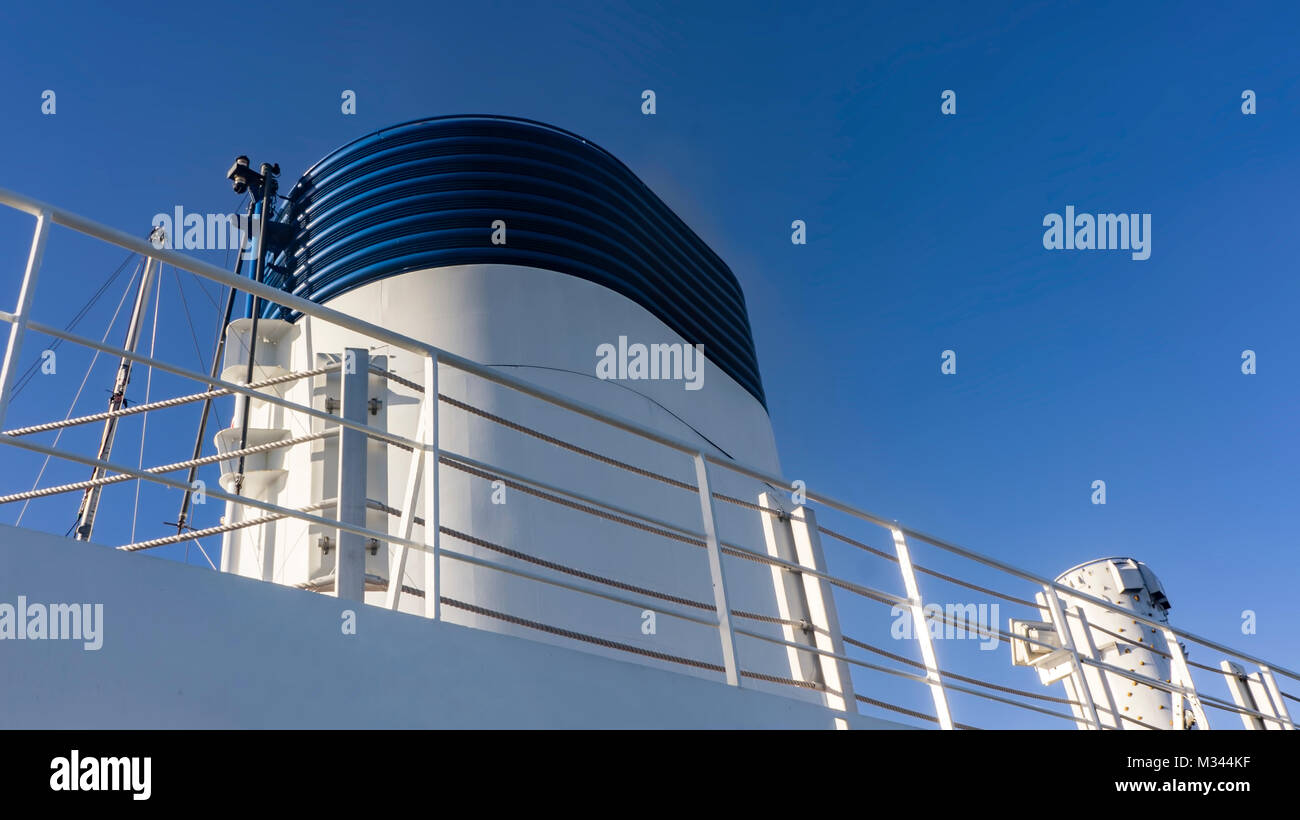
[214,263,835,703]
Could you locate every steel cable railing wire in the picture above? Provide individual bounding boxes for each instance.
[443,596,726,675]
[443,523,815,632]
[816,524,1041,609]
[363,497,815,632]
[415,384,1052,618]
[853,694,981,730]
[839,633,1083,708]
[1086,618,1289,687]
[437,391,696,491]
[440,455,705,549]
[367,367,774,502]
[840,631,1100,727]
[438,451,907,614]
[440,523,714,614]
[293,571,829,694]
[373,376,1154,662]
[444,596,822,692]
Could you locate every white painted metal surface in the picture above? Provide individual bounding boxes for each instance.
[0,211,50,431]
[1012,558,1212,730]
[891,527,953,730]
[0,524,905,729]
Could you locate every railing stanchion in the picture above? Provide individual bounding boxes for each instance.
[891,527,954,729]
[333,348,369,602]
[423,353,440,620]
[694,454,739,686]
[1258,666,1295,730]
[788,504,857,717]
[1040,584,1102,729]
[385,404,428,610]
[0,211,51,430]
[1162,628,1210,730]
[1069,605,1120,728]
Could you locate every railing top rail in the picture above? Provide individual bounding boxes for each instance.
[699,456,1300,683]
[1,185,1295,688]
[0,186,432,357]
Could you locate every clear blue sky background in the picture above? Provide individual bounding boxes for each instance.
[0,0,1296,728]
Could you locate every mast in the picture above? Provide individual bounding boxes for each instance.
[171,156,278,556]
[226,157,279,497]
[73,227,164,541]
[172,197,258,535]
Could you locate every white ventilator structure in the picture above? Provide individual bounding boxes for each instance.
[1011,558,1202,729]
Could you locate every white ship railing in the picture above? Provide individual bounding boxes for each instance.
[0,186,1295,730]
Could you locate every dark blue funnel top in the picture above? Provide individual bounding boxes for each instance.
[264,115,766,408]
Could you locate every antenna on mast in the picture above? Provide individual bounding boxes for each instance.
[227,157,279,498]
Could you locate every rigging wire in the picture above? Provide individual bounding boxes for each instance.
[191,269,225,313]
[15,260,144,526]
[172,267,224,429]
[9,251,137,400]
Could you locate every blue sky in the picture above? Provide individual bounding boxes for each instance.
[0,0,1297,728]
